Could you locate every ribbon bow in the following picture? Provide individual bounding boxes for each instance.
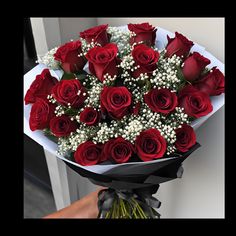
[97,185,161,219]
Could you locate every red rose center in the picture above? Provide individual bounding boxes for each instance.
[143,138,157,153]
[112,94,124,105]
[58,120,67,130]
[86,111,96,122]
[114,145,129,159]
[156,94,170,107]
[86,149,99,160]
[63,85,77,98]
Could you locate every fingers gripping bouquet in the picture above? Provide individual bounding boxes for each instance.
[25,23,225,218]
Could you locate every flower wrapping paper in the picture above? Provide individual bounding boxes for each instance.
[24,25,224,175]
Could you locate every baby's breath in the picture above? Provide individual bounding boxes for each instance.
[80,38,101,55]
[37,47,60,70]
[150,52,182,92]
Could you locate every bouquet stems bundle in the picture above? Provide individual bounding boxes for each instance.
[97,188,161,219]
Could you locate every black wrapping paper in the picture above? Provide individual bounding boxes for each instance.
[64,143,200,190]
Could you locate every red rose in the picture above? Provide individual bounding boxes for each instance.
[182,52,211,82]
[165,32,194,58]
[50,115,77,137]
[132,44,159,78]
[144,88,178,114]
[54,40,86,73]
[86,43,119,82]
[29,98,55,131]
[80,24,110,46]
[193,67,225,96]
[80,107,101,126]
[103,137,134,164]
[100,86,132,120]
[51,79,86,108]
[135,128,167,161]
[128,22,157,46]
[25,69,58,105]
[74,141,103,166]
[178,85,213,118]
[175,124,196,152]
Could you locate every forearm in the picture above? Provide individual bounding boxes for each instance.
[44,189,100,219]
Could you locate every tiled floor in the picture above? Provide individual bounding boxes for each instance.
[24,177,56,218]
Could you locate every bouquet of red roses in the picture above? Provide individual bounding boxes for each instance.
[24,22,224,218]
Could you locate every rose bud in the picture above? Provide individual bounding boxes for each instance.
[80,107,101,126]
[182,52,211,82]
[29,98,56,131]
[165,32,194,58]
[178,85,213,118]
[144,88,178,114]
[80,24,110,46]
[135,128,167,161]
[86,43,119,82]
[193,67,225,96]
[132,44,159,78]
[50,115,77,137]
[103,137,134,164]
[54,40,86,73]
[51,79,86,109]
[74,141,103,166]
[25,69,58,105]
[128,22,157,46]
[100,86,132,120]
[175,124,196,152]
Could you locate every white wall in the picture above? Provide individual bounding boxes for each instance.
[43,18,61,49]
[97,18,225,63]
[58,18,97,44]
[30,18,48,57]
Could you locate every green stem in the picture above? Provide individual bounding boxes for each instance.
[112,198,117,218]
[131,198,147,219]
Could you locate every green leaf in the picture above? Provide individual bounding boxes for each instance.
[64,107,78,116]
[200,68,210,77]
[61,72,76,81]
[43,128,58,143]
[145,79,151,91]
[76,73,87,81]
[176,66,185,83]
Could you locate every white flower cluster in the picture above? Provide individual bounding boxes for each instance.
[54,105,65,117]
[140,105,161,129]
[37,47,60,70]
[57,137,71,155]
[119,54,136,78]
[47,94,57,104]
[124,73,150,102]
[150,52,182,92]
[157,124,176,145]
[84,76,103,108]
[165,107,190,129]
[57,128,88,155]
[102,73,117,86]
[80,38,101,55]
[121,117,144,144]
[93,122,116,144]
[107,27,132,57]
[166,145,177,155]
